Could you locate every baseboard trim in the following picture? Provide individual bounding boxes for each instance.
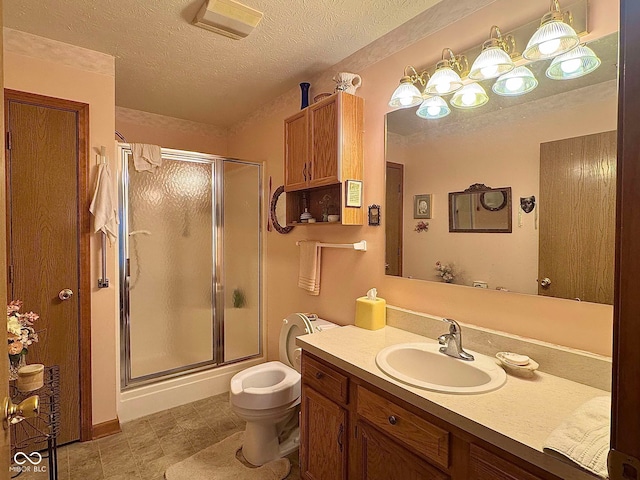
[92,417,121,440]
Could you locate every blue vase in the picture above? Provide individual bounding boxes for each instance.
[300,83,310,109]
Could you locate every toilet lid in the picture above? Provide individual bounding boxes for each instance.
[279,313,313,371]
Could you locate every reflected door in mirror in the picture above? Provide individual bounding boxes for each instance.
[538,131,616,304]
[386,162,403,276]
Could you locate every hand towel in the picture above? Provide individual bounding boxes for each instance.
[543,396,610,479]
[89,162,119,245]
[131,143,162,172]
[298,241,321,295]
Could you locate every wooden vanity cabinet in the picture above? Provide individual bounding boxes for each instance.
[300,352,562,480]
[284,92,364,226]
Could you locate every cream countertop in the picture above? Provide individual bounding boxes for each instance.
[297,325,607,480]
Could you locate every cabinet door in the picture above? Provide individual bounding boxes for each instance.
[300,385,347,480]
[357,422,450,480]
[469,444,548,480]
[309,96,340,187]
[284,110,309,191]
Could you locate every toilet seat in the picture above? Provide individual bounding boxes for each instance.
[279,313,313,372]
[230,361,300,410]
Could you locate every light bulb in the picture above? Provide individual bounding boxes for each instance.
[480,65,499,78]
[435,82,451,94]
[505,77,524,92]
[427,106,441,116]
[399,96,414,106]
[461,92,476,106]
[560,58,582,73]
[538,38,561,55]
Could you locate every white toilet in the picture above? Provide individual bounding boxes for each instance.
[230,313,338,466]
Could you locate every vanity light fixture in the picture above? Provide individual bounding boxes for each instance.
[388,66,429,108]
[469,26,516,81]
[424,49,468,96]
[493,66,539,96]
[546,44,601,80]
[416,96,451,119]
[450,83,489,109]
[523,0,580,60]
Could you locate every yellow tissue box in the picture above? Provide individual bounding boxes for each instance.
[355,296,386,330]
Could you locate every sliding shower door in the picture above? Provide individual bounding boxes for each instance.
[119,147,261,388]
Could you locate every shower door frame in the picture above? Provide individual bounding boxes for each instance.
[118,145,263,389]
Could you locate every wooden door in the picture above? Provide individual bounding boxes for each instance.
[0,16,12,476]
[385,162,403,276]
[356,422,448,480]
[300,385,347,480]
[6,93,90,444]
[309,96,339,187]
[538,131,616,304]
[284,110,309,192]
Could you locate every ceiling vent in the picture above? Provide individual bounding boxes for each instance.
[193,0,263,40]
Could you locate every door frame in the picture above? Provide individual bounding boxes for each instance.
[4,89,92,441]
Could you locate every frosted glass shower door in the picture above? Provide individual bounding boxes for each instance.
[126,157,214,379]
[223,161,261,362]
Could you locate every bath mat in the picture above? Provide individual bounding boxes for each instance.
[164,431,290,480]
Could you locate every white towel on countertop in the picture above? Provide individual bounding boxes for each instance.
[131,143,162,172]
[543,396,610,479]
[89,162,119,245]
[298,241,321,295]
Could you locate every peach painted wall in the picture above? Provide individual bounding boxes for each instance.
[393,95,617,293]
[4,30,118,424]
[115,107,228,156]
[227,0,618,358]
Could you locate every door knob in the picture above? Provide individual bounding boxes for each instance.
[2,395,39,429]
[58,289,73,301]
[539,278,552,288]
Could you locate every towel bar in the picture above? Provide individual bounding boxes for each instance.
[98,231,109,288]
[296,240,367,251]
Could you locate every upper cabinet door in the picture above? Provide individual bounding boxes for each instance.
[309,95,340,187]
[284,110,309,192]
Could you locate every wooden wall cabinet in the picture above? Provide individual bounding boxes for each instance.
[284,92,364,226]
[300,352,560,480]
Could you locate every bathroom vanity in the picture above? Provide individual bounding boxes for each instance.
[297,325,607,480]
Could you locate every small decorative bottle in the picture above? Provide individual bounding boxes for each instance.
[300,82,311,109]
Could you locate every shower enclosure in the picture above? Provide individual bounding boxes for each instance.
[118,146,262,388]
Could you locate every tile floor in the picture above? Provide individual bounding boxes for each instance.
[14,393,300,480]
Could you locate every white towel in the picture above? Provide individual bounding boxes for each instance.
[543,396,610,479]
[298,241,321,295]
[131,143,162,172]
[89,162,119,245]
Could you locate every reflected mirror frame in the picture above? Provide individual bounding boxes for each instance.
[270,185,294,234]
[448,185,512,233]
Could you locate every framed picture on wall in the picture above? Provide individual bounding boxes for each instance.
[414,194,432,219]
[345,180,363,208]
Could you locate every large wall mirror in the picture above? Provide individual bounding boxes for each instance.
[385,29,618,305]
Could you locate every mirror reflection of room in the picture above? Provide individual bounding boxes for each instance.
[385,30,617,305]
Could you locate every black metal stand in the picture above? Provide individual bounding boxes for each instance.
[9,365,60,480]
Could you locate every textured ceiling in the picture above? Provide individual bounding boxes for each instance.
[5,0,444,127]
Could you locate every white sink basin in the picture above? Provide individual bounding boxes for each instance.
[376,342,507,394]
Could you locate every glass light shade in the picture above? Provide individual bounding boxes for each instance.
[450,83,489,109]
[416,96,451,119]
[469,47,514,80]
[546,45,601,80]
[493,66,539,96]
[424,67,463,95]
[523,20,580,60]
[388,81,423,108]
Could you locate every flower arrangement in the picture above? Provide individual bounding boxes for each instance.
[435,261,455,283]
[414,221,429,233]
[7,300,39,379]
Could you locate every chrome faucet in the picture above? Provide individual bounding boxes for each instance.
[438,318,474,361]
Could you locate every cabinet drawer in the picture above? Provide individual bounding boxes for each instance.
[302,355,349,405]
[469,444,547,480]
[357,387,449,469]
